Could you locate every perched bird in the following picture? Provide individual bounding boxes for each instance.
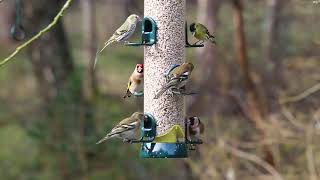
[94,14,141,68]
[96,112,144,144]
[100,14,141,52]
[123,64,144,98]
[154,63,194,99]
[186,116,204,140]
[165,62,194,80]
[189,23,216,44]
[154,76,189,99]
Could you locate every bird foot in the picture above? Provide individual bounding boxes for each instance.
[123,139,132,143]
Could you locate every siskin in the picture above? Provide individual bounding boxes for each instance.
[154,63,194,99]
[189,23,216,44]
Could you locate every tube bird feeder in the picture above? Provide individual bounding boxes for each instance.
[142,0,188,158]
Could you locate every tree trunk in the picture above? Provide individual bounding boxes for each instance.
[81,0,98,97]
[265,0,285,111]
[23,0,87,179]
[232,0,274,167]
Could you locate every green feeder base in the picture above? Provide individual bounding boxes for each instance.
[140,142,188,158]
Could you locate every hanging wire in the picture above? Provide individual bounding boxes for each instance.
[10,0,25,41]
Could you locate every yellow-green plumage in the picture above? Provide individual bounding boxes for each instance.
[169,62,194,79]
[190,23,215,44]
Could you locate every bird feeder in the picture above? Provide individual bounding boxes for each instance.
[132,92,144,97]
[131,113,157,143]
[185,22,204,48]
[11,0,25,41]
[126,17,157,46]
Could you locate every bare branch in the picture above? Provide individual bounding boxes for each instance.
[280,83,320,104]
[0,0,73,67]
[219,139,284,180]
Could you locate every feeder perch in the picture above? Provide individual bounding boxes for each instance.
[131,113,157,143]
[185,22,204,48]
[126,17,157,46]
[132,92,144,97]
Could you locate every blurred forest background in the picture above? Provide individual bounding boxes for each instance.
[0,0,319,179]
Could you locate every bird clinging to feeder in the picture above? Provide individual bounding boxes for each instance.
[123,64,144,98]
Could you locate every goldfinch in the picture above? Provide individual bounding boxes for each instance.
[187,116,204,140]
[123,64,144,98]
[96,112,144,144]
[189,23,216,44]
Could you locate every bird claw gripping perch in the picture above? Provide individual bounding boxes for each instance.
[132,92,144,97]
[171,88,197,96]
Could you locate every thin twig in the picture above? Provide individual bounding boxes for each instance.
[219,139,284,180]
[280,83,320,104]
[0,0,73,67]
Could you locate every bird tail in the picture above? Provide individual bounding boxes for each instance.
[123,89,132,98]
[96,135,111,144]
[99,38,115,53]
[208,35,216,44]
[93,49,100,70]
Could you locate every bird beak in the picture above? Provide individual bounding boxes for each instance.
[138,17,142,22]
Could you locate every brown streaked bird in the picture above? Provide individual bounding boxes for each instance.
[96,112,144,144]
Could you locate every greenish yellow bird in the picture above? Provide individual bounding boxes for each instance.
[96,112,144,144]
[155,63,194,99]
[94,14,141,68]
[166,62,194,80]
[189,23,216,44]
[123,64,144,98]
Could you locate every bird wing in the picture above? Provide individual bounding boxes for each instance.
[114,22,136,42]
[108,118,138,136]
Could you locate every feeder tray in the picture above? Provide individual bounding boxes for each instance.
[140,125,188,158]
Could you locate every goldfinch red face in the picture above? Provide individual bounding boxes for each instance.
[136,64,143,73]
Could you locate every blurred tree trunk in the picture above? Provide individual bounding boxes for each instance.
[23,0,88,179]
[187,0,224,115]
[81,0,98,97]
[266,0,283,80]
[104,0,131,36]
[232,0,275,167]
[265,0,285,110]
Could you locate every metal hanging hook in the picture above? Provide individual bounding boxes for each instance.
[10,0,25,41]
